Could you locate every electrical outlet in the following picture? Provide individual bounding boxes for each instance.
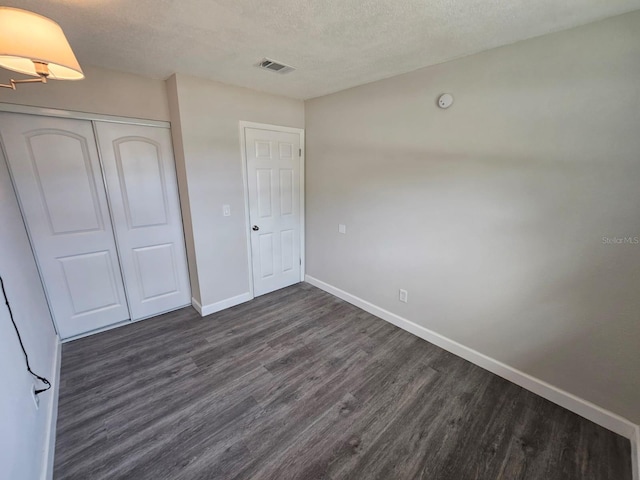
[31,384,39,410]
[399,289,408,303]
[338,224,346,234]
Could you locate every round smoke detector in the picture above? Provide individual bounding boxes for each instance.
[437,93,454,109]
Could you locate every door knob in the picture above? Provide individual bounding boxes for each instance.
[252,225,259,231]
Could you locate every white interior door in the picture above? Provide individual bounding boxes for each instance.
[0,113,130,338]
[245,127,302,297]
[94,122,191,320]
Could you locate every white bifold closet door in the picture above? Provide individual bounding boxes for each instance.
[0,112,191,339]
[0,113,130,338]
[94,122,190,321]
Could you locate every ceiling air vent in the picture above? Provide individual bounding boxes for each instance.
[256,58,295,74]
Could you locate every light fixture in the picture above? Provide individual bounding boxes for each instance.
[0,7,84,90]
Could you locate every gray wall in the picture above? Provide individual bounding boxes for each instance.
[167,74,304,307]
[0,150,58,479]
[305,11,640,424]
[0,65,170,121]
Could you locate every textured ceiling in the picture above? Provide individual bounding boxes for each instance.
[3,0,639,99]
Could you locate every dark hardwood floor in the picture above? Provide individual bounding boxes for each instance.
[54,282,632,480]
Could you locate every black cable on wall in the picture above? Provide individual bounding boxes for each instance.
[1,275,51,395]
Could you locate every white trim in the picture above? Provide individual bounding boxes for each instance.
[238,123,255,299]
[305,275,640,445]
[195,292,252,317]
[42,339,61,480]
[60,303,191,343]
[191,297,204,316]
[0,102,170,128]
[238,121,306,297]
[632,425,640,480]
[299,131,306,282]
[60,320,128,343]
[238,121,305,135]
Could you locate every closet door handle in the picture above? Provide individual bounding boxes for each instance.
[252,225,259,231]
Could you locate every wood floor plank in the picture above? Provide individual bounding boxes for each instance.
[54,282,632,480]
[298,361,442,480]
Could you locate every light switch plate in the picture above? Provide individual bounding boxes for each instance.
[223,205,231,217]
[338,224,346,234]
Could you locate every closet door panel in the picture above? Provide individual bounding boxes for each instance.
[0,113,130,338]
[95,122,191,320]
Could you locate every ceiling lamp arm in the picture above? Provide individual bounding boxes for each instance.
[0,61,49,90]
[0,76,48,90]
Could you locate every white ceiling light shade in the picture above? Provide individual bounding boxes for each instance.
[0,7,83,87]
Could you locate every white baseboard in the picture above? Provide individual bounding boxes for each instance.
[192,292,253,317]
[306,275,640,459]
[42,339,62,480]
[191,297,204,315]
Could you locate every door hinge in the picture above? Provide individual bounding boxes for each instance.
[299,148,302,157]
[299,258,301,265]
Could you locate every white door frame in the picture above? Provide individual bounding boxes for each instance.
[239,121,305,299]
